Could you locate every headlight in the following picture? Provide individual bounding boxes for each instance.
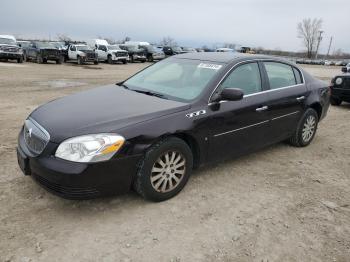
[55,134,125,163]
[335,77,343,85]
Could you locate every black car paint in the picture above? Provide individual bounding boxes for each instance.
[17,53,330,199]
[331,73,350,103]
[119,45,146,62]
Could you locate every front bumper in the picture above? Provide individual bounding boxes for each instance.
[17,128,142,199]
[0,52,22,59]
[331,87,350,102]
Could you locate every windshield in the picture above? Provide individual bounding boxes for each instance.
[108,45,121,50]
[77,45,90,51]
[35,42,55,48]
[0,38,16,45]
[18,42,30,48]
[173,46,182,52]
[124,58,224,102]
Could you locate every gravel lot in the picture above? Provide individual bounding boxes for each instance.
[0,61,349,262]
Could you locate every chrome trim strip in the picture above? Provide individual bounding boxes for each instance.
[208,58,306,104]
[271,111,299,121]
[213,120,269,137]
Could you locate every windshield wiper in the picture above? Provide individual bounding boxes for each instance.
[131,89,168,99]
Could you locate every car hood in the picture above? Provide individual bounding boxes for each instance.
[30,85,190,143]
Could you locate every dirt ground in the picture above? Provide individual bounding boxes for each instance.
[0,61,349,262]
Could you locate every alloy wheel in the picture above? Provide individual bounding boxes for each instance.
[302,115,316,142]
[150,151,186,193]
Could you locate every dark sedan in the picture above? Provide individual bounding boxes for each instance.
[17,53,330,201]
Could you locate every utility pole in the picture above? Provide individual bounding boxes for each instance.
[326,36,333,60]
[315,30,324,59]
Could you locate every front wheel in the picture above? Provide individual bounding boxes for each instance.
[56,55,64,64]
[17,56,23,63]
[133,137,193,202]
[77,56,83,65]
[36,55,43,64]
[94,60,99,65]
[330,97,342,106]
[107,56,113,64]
[289,108,319,147]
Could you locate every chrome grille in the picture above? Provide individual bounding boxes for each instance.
[23,118,50,155]
[115,52,127,57]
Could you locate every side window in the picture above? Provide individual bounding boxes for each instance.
[70,46,76,51]
[293,67,303,84]
[98,45,107,51]
[264,62,296,89]
[220,62,262,95]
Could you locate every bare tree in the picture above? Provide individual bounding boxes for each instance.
[56,33,72,42]
[297,18,323,58]
[159,36,177,47]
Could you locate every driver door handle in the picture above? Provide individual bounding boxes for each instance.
[296,96,305,101]
[256,106,268,112]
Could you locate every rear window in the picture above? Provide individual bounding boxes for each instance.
[264,62,297,89]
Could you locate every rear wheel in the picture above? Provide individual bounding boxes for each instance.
[133,137,193,202]
[289,108,318,147]
[122,59,127,64]
[148,55,154,62]
[330,97,342,106]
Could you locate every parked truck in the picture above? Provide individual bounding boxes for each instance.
[0,35,24,63]
[63,42,99,65]
[88,39,129,64]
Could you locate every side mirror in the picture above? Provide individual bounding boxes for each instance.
[212,88,244,103]
[341,67,348,73]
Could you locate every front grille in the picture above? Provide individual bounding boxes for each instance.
[3,47,18,52]
[42,49,58,56]
[86,52,95,59]
[32,173,100,199]
[115,52,127,57]
[23,118,50,155]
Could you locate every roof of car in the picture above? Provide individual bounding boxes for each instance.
[173,52,275,64]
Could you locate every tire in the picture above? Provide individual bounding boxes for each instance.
[107,55,113,64]
[94,60,99,65]
[56,56,64,64]
[36,55,43,64]
[133,137,193,202]
[289,108,319,147]
[330,97,342,106]
[130,55,134,63]
[148,55,154,62]
[23,53,27,62]
[122,60,127,64]
[77,56,83,65]
[141,60,146,63]
[17,56,23,63]
[43,58,48,64]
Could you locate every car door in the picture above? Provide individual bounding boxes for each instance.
[97,45,107,61]
[206,62,271,162]
[262,61,308,143]
[27,43,36,59]
[69,45,77,60]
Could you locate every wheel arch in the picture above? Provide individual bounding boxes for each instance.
[309,102,322,119]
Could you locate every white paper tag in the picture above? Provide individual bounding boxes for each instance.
[198,63,222,70]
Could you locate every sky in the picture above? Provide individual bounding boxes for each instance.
[1,0,349,53]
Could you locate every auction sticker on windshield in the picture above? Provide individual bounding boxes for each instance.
[198,63,222,70]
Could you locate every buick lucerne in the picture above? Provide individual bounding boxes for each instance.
[17,53,330,201]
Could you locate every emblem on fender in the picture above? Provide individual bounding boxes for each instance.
[186,110,206,118]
